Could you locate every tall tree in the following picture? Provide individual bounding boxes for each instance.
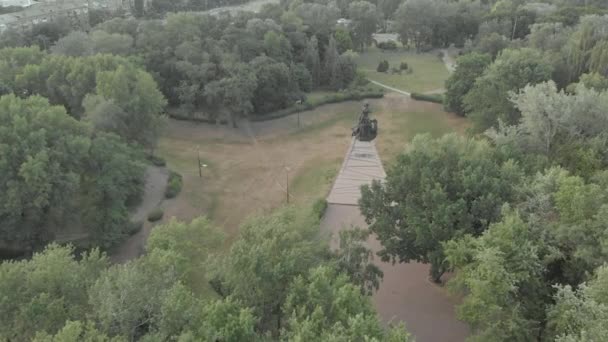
[348,1,379,51]
[360,134,523,282]
[463,48,553,131]
[444,52,492,115]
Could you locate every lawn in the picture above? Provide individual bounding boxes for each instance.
[356,47,450,93]
[156,94,466,238]
[128,93,467,296]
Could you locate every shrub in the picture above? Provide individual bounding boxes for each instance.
[437,51,445,60]
[126,220,143,236]
[377,40,398,50]
[399,62,408,70]
[165,171,183,199]
[411,92,444,104]
[312,198,328,219]
[147,154,166,167]
[353,70,370,87]
[148,208,164,222]
[377,60,389,73]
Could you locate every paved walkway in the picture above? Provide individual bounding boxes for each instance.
[321,138,469,341]
[370,80,411,97]
[327,138,386,206]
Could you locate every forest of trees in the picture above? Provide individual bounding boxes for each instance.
[0,208,412,341]
[359,0,608,341]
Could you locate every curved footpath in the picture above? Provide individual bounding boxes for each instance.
[320,138,469,341]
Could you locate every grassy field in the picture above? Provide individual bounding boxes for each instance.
[155,94,466,240]
[145,93,467,296]
[356,47,450,93]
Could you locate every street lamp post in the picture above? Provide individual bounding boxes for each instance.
[285,166,290,204]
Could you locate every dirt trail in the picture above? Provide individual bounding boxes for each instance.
[111,166,169,263]
[321,204,469,342]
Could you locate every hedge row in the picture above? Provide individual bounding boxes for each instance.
[410,92,444,104]
[250,89,384,122]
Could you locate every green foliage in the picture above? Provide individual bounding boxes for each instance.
[410,92,444,104]
[444,52,492,115]
[464,48,553,131]
[165,171,183,199]
[444,210,545,341]
[147,208,164,222]
[0,95,144,250]
[334,28,354,54]
[348,1,379,51]
[377,60,389,72]
[360,134,523,282]
[0,244,108,341]
[312,198,328,219]
[399,61,408,70]
[147,217,224,287]
[216,207,330,332]
[334,228,383,295]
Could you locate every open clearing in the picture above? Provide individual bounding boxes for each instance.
[155,93,467,240]
[356,47,450,93]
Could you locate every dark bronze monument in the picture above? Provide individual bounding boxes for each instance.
[352,102,378,142]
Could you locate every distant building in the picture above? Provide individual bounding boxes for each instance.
[0,0,90,33]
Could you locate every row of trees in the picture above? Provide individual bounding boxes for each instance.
[0,3,373,123]
[0,207,412,341]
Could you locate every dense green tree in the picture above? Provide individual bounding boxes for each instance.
[444,210,546,341]
[0,95,90,249]
[0,244,108,340]
[334,228,383,295]
[216,207,329,332]
[444,52,492,115]
[334,28,354,54]
[360,134,523,282]
[304,36,322,87]
[50,31,94,57]
[464,48,553,131]
[475,32,509,59]
[348,1,379,51]
[90,31,134,56]
[147,217,224,288]
[563,14,608,82]
[93,64,167,148]
[250,56,292,114]
[546,265,608,342]
[395,0,436,50]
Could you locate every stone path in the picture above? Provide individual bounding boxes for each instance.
[327,138,386,206]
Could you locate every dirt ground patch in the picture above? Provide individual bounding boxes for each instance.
[321,204,470,342]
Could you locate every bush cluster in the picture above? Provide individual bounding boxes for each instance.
[411,92,444,104]
[165,171,183,199]
[312,199,328,219]
[377,60,389,72]
[148,208,164,222]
